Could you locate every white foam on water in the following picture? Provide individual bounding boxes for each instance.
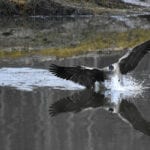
[0,67,85,91]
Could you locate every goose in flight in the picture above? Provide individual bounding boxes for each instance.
[50,40,150,88]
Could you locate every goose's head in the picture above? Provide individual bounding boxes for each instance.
[106,64,119,77]
[103,63,119,77]
[109,64,114,71]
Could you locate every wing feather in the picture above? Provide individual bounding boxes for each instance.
[49,64,106,88]
[119,40,150,74]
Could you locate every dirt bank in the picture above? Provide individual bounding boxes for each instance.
[0,0,144,16]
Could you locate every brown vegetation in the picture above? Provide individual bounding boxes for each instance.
[0,29,149,58]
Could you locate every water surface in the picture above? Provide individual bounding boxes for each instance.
[0,51,150,150]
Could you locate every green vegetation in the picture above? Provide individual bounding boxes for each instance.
[0,29,149,59]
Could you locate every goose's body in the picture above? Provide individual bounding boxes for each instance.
[50,40,150,89]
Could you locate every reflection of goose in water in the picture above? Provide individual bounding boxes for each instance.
[50,40,150,89]
[49,90,111,116]
[49,90,150,136]
[119,100,150,136]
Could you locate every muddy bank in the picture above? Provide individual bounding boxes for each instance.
[0,13,150,58]
[0,0,93,16]
[0,1,150,61]
[0,0,147,16]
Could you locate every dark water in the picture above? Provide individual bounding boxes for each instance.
[0,52,150,150]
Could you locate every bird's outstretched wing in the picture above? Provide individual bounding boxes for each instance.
[49,64,106,88]
[119,40,150,74]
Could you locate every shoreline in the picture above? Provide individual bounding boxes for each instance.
[0,0,146,16]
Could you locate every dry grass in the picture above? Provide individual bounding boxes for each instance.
[0,29,149,59]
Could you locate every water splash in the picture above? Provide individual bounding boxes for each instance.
[0,67,144,102]
[104,74,143,103]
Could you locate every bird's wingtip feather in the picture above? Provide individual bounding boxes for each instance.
[49,64,59,74]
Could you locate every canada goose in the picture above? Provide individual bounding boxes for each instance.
[50,40,150,88]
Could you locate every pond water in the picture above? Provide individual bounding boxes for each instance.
[0,50,150,150]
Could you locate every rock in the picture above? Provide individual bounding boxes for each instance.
[2,29,14,36]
